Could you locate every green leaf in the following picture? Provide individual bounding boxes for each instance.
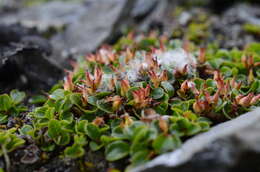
[205,79,216,87]
[198,121,210,131]
[0,128,25,155]
[60,111,73,122]
[95,92,112,99]
[0,114,8,124]
[10,90,26,105]
[220,66,232,77]
[59,97,73,112]
[186,123,201,136]
[48,119,61,139]
[19,125,34,136]
[100,135,119,145]
[0,94,12,112]
[87,96,98,106]
[105,140,130,161]
[152,134,179,154]
[29,95,47,104]
[194,78,205,89]
[41,143,56,152]
[64,144,85,158]
[130,150,149,165]
[75,120,88,134]
[247,80,259,94]
[49,89,66,100]
[56,133,71,146]
[130,126,150,154]
[161,81,174,97]
[74,135,87,146]
[86,123,101,140]
[96,100,113,113]
[45,107,55,119]
[151,88,164,99]
[33,107,48,119]
[111,126,128,139]
[70,93,82,105]
[89,141,104,151]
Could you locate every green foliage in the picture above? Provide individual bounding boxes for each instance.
[105,140,130,161]
[243,23,260,36]
[0,90,27,124]
[0,128,25,156]
[64,135,87,158]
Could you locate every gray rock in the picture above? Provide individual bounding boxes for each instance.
[133,107,260,172]
[136,0,169,32]
[0,1,86,32]
[0,0,23,11]
[0,0,136,65]
[223,4,260,26]
[132,0,158,18]
[178,11,192,26]
[210,4,260,49]
[51,0,135,61]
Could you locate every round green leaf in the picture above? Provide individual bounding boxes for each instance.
[0,94,12,112]
[86,123,101,140]
[105,140,130,161]
[151,88,164,99]
[49,89,66,100]
[65,144,85,158]
[152,134,177,154]
[161,81,174,97]
[10,90,26,105]
[29,95,47,104]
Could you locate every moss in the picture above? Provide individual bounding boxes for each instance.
[243,23,260,36]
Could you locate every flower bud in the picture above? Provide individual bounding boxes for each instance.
[92,117,104,126]
[237,93,254,107]
[64,71,74,91]
[250,94,260,105]
[159,118,168,134]
[120,79,130,97]
[248,68,254,83]
[106,96,123,111]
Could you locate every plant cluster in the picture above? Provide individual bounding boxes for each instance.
[0,34,260,171]
[0,90,27,125]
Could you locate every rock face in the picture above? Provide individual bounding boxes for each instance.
[131,0,159,19]
[0,24,63,94]
[0,0,136,65]
[212,4,260,48]
[51,0,135,60]
[133,107,260,172]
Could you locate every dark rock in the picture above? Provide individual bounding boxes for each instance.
[0,24,63,94]
[33,157,79,172]
[0,24,30,44]
[133,107,260,172]
[132,0,159,20]
[135,0,170,33]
